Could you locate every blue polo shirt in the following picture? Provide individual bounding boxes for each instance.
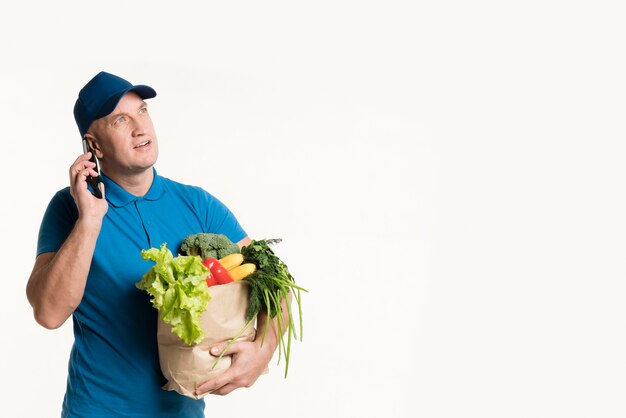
[37,169,247,418]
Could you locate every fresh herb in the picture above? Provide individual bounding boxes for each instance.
[241,239,307,377]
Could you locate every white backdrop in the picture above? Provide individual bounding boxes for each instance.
[1,1,625,417]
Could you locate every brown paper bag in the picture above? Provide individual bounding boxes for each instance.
[157,280,265,399]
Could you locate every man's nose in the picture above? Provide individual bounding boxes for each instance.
[131,118,148,136]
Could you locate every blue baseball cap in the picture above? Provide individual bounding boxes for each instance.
[73,71,157,138]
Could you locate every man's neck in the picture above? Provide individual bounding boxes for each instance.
[105,168,154,197]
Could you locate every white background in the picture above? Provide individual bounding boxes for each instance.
[1,1,625,417]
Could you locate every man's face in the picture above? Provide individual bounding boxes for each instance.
[87,92,158,176]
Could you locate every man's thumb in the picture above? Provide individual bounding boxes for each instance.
[210,342,236,357]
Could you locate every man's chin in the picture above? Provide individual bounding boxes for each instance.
[137,152,158,171]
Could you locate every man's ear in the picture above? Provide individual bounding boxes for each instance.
[83,132,103,159]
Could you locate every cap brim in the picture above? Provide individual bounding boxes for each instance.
[94,85,157,120]
[128,85,157,100]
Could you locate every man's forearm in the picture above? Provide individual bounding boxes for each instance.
[27,218,102,329]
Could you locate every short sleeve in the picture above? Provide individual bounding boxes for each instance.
[202,191,247,244]
[37,188,79,256]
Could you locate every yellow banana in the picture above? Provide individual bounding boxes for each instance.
[229,263,257,281]
[219,253,244,271]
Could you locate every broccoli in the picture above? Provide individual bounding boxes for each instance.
[179,233,240,259]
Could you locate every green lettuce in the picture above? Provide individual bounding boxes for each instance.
[136,243,211,345]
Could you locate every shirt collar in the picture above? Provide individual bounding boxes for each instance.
[101,168,166,208]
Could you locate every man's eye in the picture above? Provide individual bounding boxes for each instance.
[115,116,126,124]
[139,107,147,114]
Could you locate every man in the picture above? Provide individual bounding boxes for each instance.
[26,71,281,417]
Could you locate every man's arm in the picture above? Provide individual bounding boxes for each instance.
[27,219,102,328]
[236,236,252,248]
[195,236,291,396]
[26,153,108,329]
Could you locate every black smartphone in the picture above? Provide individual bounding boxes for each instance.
[82,139,103,199]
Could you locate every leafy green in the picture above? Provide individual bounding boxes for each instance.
[136,243,211,345]
[241,239,307,377]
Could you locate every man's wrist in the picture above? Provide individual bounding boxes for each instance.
[254,326,278,357]
[254,338,276,363]
[75,216,103,234]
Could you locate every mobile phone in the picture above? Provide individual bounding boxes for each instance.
[82,139,103,199]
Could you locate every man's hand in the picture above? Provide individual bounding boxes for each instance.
[69,152,108,223]
[26,153,108,329]
[196,340,274,396]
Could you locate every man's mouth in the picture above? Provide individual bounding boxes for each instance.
[134,140,151,149]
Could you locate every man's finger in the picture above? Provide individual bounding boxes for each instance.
[196,375,227,396]
[196,361,241,396]
[70,160,96,178]
[71,152,89,166]
[210,383,238,396]
[72,169,98,189]
[210,341,239,357]
[70,151,95,168]
[99,181,105,199]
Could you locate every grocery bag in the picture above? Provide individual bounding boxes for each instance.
[157,280,263,399]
